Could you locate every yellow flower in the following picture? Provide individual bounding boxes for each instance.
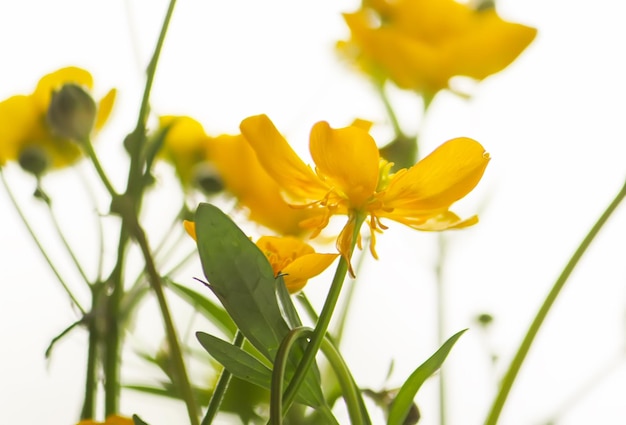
[76,414,133,425]
[240,114,489,262]
[205,133,321,236]
[184,221,337,293]
[338,0,537,95]
[158,115,211,189]
[0,66,116,171]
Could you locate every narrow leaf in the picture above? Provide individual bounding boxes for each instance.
[387,329,467,425]
[276,275,303,329]
[132,414,149,425]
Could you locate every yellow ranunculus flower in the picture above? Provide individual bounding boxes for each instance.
[240,114,489,262]
[256,236,338,293]
[0,66,116,171]
[158,115,211,189]
[184,221,337,292]
[338,0,537,96]
[76,414,133,425]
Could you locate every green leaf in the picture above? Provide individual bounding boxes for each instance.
[132,414,149,425]
[195,203,290,360]
[167,279,236,337]
[196,331,322,407]
[387,329,467,425]
[276,275,303,329]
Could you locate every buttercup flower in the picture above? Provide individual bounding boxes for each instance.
[0,66,116,172]
[184,221,337,292]
[240,114,489,263]
[76,414,133,425]
[338,0,537,96]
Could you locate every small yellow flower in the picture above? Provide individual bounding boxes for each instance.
[184,221,337,293]
[338,0,537,95]
[0,66,116,171]
[158,115,211,189]
[76,414,133,425]
[240,114,489,262]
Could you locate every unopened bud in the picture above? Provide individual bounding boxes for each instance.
[47,83,96,142]
[18,146,49,176]
[194,162,224,194]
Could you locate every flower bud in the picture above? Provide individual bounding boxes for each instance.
[18,145,49,176]
[46,83,96,142]
[194,162,224,194]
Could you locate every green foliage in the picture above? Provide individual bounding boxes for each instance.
[387,329,467,425]
[193,203,327,409]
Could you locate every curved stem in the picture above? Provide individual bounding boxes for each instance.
[0,169,85,314]
[484,179,626,425]
[281,213,365,416]
[376,83,404,139]
[435,233,448,425]
[83,137,118,198]
[201,330,245,425]
[76,166,106,281]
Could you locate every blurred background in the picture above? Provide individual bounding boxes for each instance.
[1,0,626,424]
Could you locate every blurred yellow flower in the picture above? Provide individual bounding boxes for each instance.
[184,221,337,292]
[158,115,211,189]
[240,114,489,262]
[338,0,537,95]
[76,414,133,425]
[0,66,116,172]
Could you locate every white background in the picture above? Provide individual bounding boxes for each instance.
[1,1,626,424]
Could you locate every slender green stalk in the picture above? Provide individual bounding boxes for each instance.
[434,233,448,425]
[280,214,365,416]
[484,179,626,425]
[41,191,92,286]
[130,221,199,425]
[76,166,106,281]
[82,137,118,198]
[0,169,85,314]
[81,305,99,419]
[201,330,245,425]
[376,83,404,139]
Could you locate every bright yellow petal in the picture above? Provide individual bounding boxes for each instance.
[240,115,329,202]
[384,137,489,212]
[309,121,379,208]
[94,88,117,131]
[183,220,197,241]
[33,66,93,112]
[282,253,339,293]
[0,95,39,163]
[410,211,479,231]
[206,134,317,235]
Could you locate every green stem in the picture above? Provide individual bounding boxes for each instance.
[83,137,118,198]
[130,220,199,425]
[81,304,99,419]
[41,189,92,286]
[376,83,404,139]
[281,213,365,416]
[434,233,447,425]
[484,179,626,425]
[0,168,85,314]
[201,330,245,425]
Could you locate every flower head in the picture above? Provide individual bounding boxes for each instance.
[0,66,116,172]
[184,221,337,293]
[337,0,537,96]
[240,114,489,262]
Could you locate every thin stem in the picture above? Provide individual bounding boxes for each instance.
[81,304,99,419]
[201,330,245,425]
[0,169,85,314]
[376,83,404,139]
[83,137,118,198]
[281,214,365,416]
[40,188,92,286]
[484,179,626,425]
[76,166,106,281]
[130,220,199,425]
[434,233,448,425]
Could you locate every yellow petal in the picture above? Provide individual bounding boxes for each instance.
[240,114,329,202]
[411,211,479,231]
[183,220,197,241]
[94,88,117,131]
[282,253,339,293]
[309,121,379,208]
[0,95,39,163]
[206,134,317,235]
[384,137,489,212]
[33,66,93,112]
[159,116,209,187]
